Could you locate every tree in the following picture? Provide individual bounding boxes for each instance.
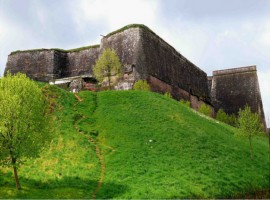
[0,73,52,189]
[133,80,150,91]
[93,48,122,89]
[236,105,264,160]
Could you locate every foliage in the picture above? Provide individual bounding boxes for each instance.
[216,109,228,123]
[179,99,190,107]
[227,114,237,127]
[198,103,212,117]
[105,24,157,38]
[164,92,172,98]
[0,73,52,189]
[216,109,237,127]
[236,105,264,159]
[133,80,150,91]
[0,90,269,198]
[93,48,122,89]
[10,45,100,55]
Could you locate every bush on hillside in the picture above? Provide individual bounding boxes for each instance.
[227,114,237,127]
[164,92,172,98]
[133,80,150,91]
[198,103,212,117]
[216,109,237,126]
[179,99,190,107]
[216,108,228,123]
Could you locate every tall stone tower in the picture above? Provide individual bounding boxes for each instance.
[209,66,266,128]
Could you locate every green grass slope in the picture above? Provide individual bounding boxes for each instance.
[0,88,269,199]
[0,86,100,199]
[92,91,269,199]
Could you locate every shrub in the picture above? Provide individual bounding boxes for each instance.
[179,99,190,107]
[198,103,212,117]
[133,80,150,91]
[164,92,172,98]
[216,109,228,123]
[216,108,237,126]
[227,114,237,127]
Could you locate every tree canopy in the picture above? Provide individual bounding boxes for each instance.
[236,105,264,159]
[0,73,52,189]
[93,48,122,89]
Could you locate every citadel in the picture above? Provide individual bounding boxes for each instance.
[4,24,266,127]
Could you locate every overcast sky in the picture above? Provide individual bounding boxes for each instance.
[0,0,269,126]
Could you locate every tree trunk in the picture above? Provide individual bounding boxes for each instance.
[249,136,254,160]
[13,165,21,190]
[11,156,21,190]
[108,75,111,90]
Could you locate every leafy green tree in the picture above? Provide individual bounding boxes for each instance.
[0,73,52,189]
[236,105,264,160]
[133,80,150,91]
[93,48,122,89]
[198,103,212,117]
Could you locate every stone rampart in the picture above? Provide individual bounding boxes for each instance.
[209,66,266,127]
[4,24,266,126]
[5,45,100,82]
[5,50,55,81]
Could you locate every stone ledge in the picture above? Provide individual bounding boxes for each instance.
[213,66,257,76]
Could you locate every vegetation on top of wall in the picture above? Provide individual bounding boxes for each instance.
[10,45,100,55]
[104,24,159,38]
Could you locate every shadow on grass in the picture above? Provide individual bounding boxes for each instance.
[0,172,128,199]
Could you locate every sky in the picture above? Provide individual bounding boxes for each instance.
[0,0,269,126]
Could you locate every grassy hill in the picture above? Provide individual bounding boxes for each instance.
[0,86,269,198]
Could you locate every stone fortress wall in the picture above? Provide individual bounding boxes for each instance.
[208,66,266,127]
[4,24,266,126]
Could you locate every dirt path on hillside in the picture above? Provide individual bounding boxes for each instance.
[73,93,106,199]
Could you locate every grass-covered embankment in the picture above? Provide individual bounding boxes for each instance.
[0,88,269,198]
[92,91,269,198]
[0,86,100,198]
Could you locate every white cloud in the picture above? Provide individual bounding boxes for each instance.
[258,70,270,127]
[73,0,159,31]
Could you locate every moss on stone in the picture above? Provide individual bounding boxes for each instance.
[104,24,158,38]
[10,44,100,55]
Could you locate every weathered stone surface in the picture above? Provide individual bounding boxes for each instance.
[5,50,55,81]
[65,47,100,77]
[4,24,266,127]
[5,46,100,82]
[139,28,210,103]
[102,27,210,103]
[209,66,266,127]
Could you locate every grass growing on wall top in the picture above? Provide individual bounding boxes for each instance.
[104,24,158,38]
[10,44,100,55]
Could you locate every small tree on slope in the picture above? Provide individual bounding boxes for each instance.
[236,105,264,160]
[0,73,52,189]
[93,48,122,90]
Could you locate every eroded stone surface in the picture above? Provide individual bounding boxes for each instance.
[4,24,266,127]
